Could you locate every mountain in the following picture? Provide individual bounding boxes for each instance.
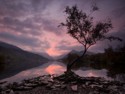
[58,50,94,60]
[54,52,69,60]
[70,50,94,56]
[0,41,49,80]
[0,41,21,50]
[36,52,53,60]
[58,50,95,68]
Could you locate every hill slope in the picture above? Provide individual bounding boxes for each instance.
[0,41,49,80]
[36,52,53,60]
[59,50,94,60]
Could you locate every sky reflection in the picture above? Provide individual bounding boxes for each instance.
[45,64,65,74]
[0,62,112,83]
[75,69,112,80]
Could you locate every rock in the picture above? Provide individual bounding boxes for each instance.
[60,84,66,89]
[14,86,24,90]
[9,90,15,94]
[46,83,53,89]
[23,86,33,90]
[5,89,12,93]
[82,85,86,88]
[71,81,77,84]
[24,83,38,87]
[85,82,90,86]
[13,82,19,86]
[48,79,54,83]
[15,85,33,91]
[0,81,7,85]
[0,73,125,93]
[54,84,61,88]
[42,80,49,85]
[71,85,77,91]
[108,85,117,91]
[91,84,103,88]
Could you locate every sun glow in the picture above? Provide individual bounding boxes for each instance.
[46,48,60,56]
[45,64,65,74]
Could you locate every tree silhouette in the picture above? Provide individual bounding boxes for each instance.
[60,5,122,72]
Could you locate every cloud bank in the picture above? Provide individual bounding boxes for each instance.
[0,0,125,56]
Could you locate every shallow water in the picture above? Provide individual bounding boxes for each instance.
[1,61,125,83]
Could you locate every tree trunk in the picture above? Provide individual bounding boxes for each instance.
[66,49,87,72]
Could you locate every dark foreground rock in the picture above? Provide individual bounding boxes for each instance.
[0,72,125,94]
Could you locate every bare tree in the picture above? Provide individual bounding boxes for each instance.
[59,5,122,72]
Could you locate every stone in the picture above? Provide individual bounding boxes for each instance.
[5,89,12,93]
[24,83,38,87]
[54,84,61,87]
[15,86,33,90]
[48,79,54,83]
[71,81,77,84]
[23,86,33,90]
[61,85,66,89]
[91,84,103,88]
[9,90,15,94]
[46,83,53,89]
[0,81,7,85]
[42,80,49,85]
[108,85,118,91]
[71,85,78,91]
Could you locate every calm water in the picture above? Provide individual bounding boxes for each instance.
[1,61,125,83]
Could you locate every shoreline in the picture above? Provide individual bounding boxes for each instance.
[0,72,125,94]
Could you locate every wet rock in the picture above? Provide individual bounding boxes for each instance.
[42,80,49,85]
[15,85,33,91]
[71,81,77,84]
[9,90,15,94]
[5,89,13,93]
[54,84,61,88]
[85,82,90,86]
[82,84,86,88]
[61,85,66,89]
[0,81,7,85]
[24,83,38,87]
[71,85,78,91]
[48,79,54,83]
[46,83,53,89]
[6,83,13,89]
[90,84,103,88]
[108,85,117,91]
[23,86,33,90]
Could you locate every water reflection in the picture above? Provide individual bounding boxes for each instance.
[45,64,65,74]
[0,62,66,82]
[75,69,112,80]
[0,61,124,83]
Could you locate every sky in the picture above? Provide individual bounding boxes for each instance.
[0,0,125,57]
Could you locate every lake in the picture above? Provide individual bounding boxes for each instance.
[1,61,125,83]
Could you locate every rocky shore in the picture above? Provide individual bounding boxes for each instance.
[0,71,125,94]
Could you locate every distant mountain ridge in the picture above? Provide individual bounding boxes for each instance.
[70,50,94,56]
[36,52,53,60]
[57,50,94,60]
[58,50,95,68]
[0,41,21,50]
[0,41,49,80]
